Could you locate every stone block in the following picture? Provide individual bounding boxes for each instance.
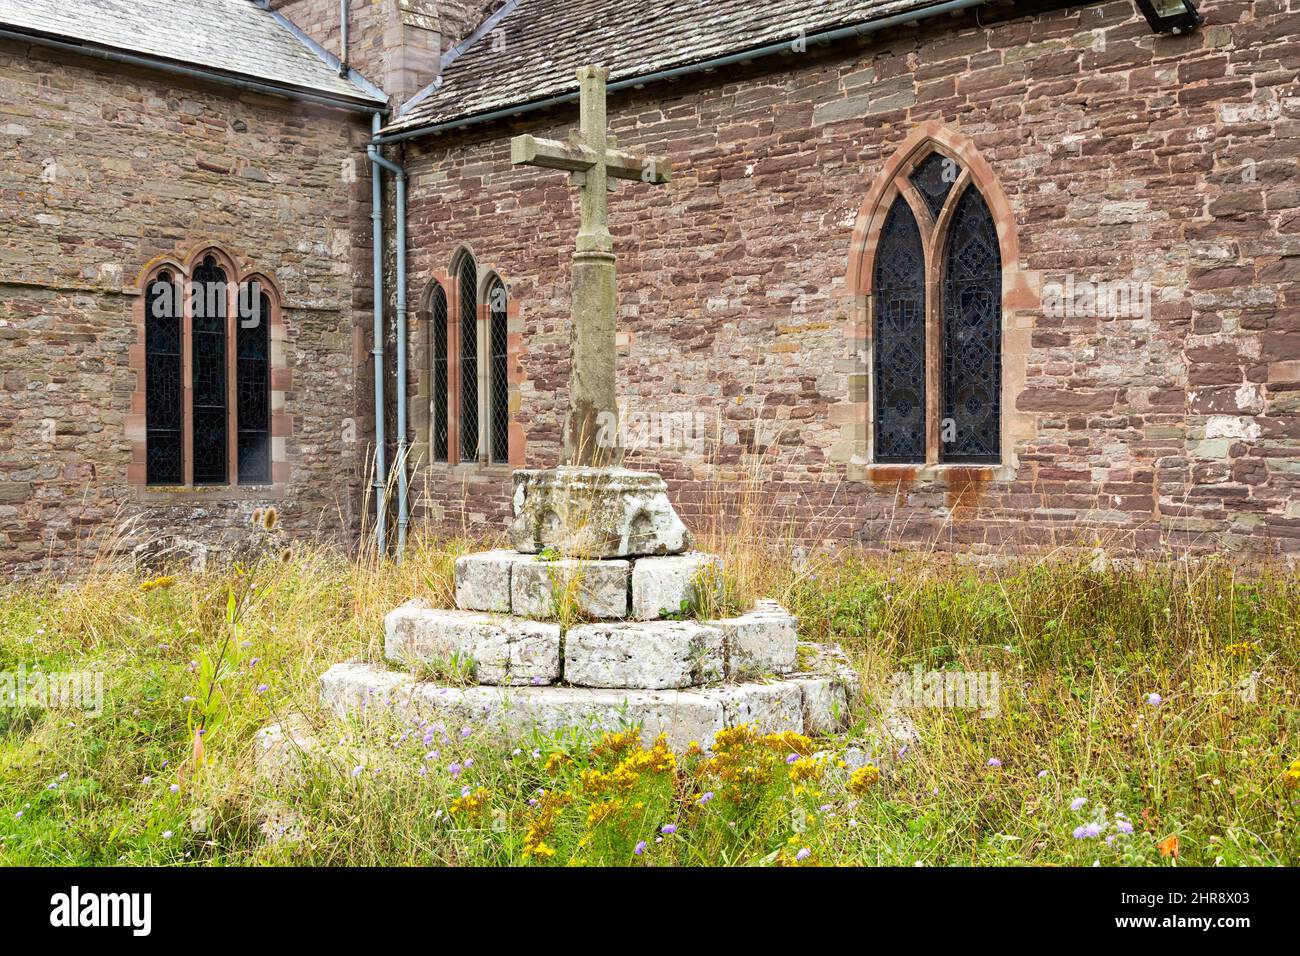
[564,620,724,689]
[631,552,722,620]
[253,715,318,786]
[511,557,629,619]
[384,601,561,686]
[711,599,798,677]
[320,661,725,751]
[455,549,534,613]
[791,676,850,734]
[702,681,805,735]
[509,467,691,558]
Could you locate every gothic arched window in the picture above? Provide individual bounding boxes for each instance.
[869,150,1003,465]
[139,250,278,487]
[486,276,509,464]
[457,253,479,462]
[430,281,450,462]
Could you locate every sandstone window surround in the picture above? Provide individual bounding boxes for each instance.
[128,245,290,496]
[411,246,522,471]
[844,122,1037,483]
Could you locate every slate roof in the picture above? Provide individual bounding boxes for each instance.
[0,0,384,105]
[388,0,964,134]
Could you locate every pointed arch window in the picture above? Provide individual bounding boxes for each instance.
[430,281,450,462]
[869,150,1002,465]
[139,250,279,487]
[486,276,509,464]
[457,254,479,462]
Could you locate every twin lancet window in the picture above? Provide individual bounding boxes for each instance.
[873,151,1002,465]
[144,254,272,486]
[429,252,510,465]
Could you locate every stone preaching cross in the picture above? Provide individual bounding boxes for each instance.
[511,64,672,467]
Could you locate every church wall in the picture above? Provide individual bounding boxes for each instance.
[399,0,1300,558]
[0,42,375,573]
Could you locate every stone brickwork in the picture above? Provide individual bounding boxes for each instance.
[0,42,374,573]
[401,0,1300,557]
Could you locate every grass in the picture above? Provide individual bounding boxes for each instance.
[0,522,1297,866]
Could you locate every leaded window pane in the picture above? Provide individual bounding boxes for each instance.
[873,196,926,464]
[431,284,449,462]
[146,270,183,485]
[191,256,228,484]
[487,278,509,464]
[236,286,271,484]
[458,257,479,462]
[910,152,962,220]
[941,187,1001,463]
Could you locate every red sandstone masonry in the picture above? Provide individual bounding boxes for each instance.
[399,0,1300,557]
[0,43,374,572]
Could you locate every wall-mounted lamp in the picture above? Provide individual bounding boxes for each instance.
[1134,0,1204,34]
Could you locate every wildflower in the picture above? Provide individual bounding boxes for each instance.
[460,726,472,738]
[261,506,279,531]
[162,830,173,839]
[1038,770,1050,779]
[788,757,824,785]
[634,840,647,856]
[661,824,677,835]
[256,684,268,694]
[847,765,881,795]
[1145,693,1163,707]
[1224,641,1257,658]
[448,762,462,778]
[169,784,179,794]
[351,765,363,778]
[1070,797,1088,811]
[143,776,152,785]
[450,788,491,817]
[1282,758,1300,789]
[182,696,195,704]
[698,791,714,806]
[795,848,811,862]
[1115,819,1134,835]
[1072,823,1103,840]
[987,758,1002,768]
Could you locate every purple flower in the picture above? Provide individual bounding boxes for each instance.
[256,684,269,694]
[1116,819,1134,835]
[634,840,647,856]
[1146,693,1163,707]
[660,824,677,835]
[464,758,473,769]
[448,763,462,778]
[795,848,811,862]
[1070,797,1088,811]
[351,765,363,777]
[1037,769,1050,779]
[169,784,179,794]
[987,758,1002,768]
[142,776,152,785]
[698,792,714,806]
[785,754,798,764]
[460,726,472,738]
[1073,822,1104,839]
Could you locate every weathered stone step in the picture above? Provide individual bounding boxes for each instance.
[564,620,724,689]
[453,547,724,622]
[319,658,853,751]
[384,601,561,686]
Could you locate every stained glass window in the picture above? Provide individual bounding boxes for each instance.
[145,270,183,485]
[458,255,479,462]
[237,284,271,484]
[872,196,926,464]
[191,256,228,484]
[431,283,449,462]
[910,152,962,219]
[487,277,509,464]
[941,188,1001,463]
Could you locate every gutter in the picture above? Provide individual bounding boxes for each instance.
[0,25,387,114]
[373,0,988,144]
[367,118,411,558]
[339,0,350,78]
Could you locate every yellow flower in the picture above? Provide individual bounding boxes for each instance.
[545,752,570,773]
[449,787,491,816]
[788,757,824,785]
[1283,758,1300,789]
[139,575,176,593]
[525,841,556,858]
[1224,640,1257,658]
[848,765,881,795]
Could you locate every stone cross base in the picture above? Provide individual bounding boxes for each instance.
[313,550,858,750]
[508,467,692,558]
